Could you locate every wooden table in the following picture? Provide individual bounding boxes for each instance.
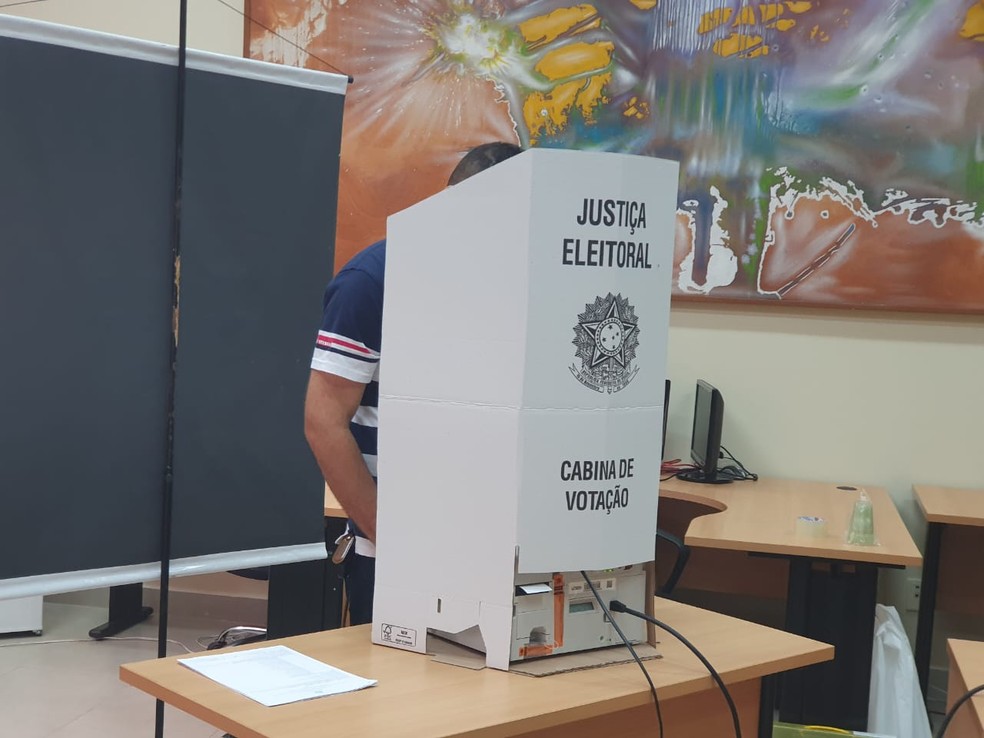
[914,485,984,699]
[661,478,920,566]
[658,477,922,731]
[946,639,984,737]
[121,598,833,738]
[324,484,346,519]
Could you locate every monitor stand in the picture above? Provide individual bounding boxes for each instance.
[676,469,733,485]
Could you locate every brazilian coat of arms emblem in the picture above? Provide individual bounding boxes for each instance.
[570,293,640,394]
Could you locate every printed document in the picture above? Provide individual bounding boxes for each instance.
[178,645,376,707]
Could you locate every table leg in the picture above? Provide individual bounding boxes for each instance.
[778,558,878,731]
[758,674,777,738]
[778,558,811,723]
[88,583,153,639]
[915,521,944,699]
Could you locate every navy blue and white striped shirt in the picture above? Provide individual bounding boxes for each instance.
[311,240,385,557]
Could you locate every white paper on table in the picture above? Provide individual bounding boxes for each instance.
[178,645,377,707]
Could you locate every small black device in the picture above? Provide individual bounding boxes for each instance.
[678,379,731,484]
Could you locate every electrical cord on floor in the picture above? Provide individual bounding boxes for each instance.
[608,599,742,738]
[581,572,663,737]
[934,682,984,737]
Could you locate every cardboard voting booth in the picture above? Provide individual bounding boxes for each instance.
[372,148,679,670]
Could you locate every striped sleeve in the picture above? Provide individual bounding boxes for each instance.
[311,267,382,384]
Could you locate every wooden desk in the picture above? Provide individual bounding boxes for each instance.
[661,478,921,566]
[658,477,921,731]
[324,484,346,519]
[914,485,984,699]
[946,639,984,738]
[121,598,833,738]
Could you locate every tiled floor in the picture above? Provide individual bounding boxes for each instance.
[0,600,231,737]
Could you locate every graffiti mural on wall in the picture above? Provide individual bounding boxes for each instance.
[248,0,984,311]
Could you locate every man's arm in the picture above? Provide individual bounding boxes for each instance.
[304,369,377,542]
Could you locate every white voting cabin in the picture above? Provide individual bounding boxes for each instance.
[373,148,679,670]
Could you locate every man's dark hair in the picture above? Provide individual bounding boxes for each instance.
[448,142,524,186]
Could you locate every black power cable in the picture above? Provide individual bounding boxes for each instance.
[935,682,984,737]
[581,572,663,737]
[717,446,758,482]
[609,599,742,738]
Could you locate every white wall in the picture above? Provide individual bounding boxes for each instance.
[1,0,244,54]
[667,303,984,529]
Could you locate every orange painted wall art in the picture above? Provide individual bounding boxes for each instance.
[247,0,984,312]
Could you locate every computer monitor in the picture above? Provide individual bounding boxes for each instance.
[678,380,731,484]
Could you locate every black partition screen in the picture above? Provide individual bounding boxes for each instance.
[171,67,342,558]
[0,17,344,593]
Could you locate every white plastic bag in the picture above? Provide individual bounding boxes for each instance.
[868,604,932,738]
